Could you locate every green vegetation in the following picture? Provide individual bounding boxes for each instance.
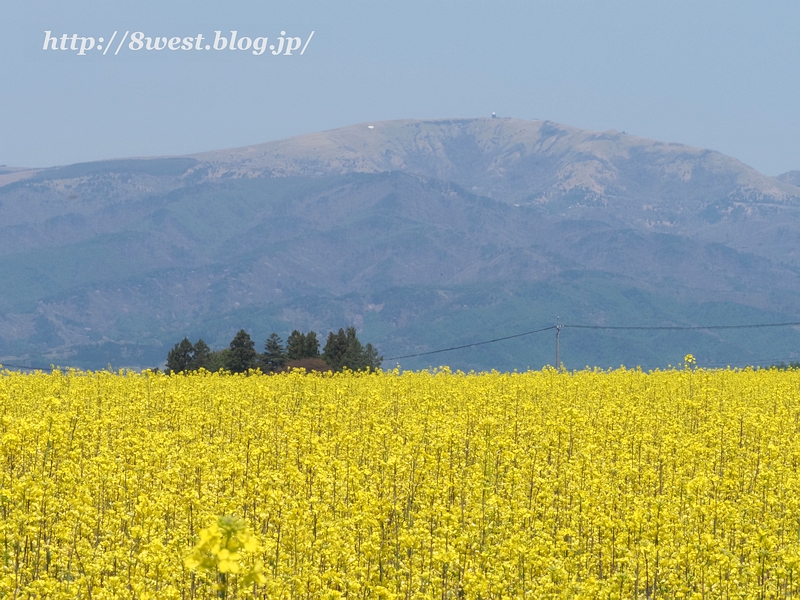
[286,330,320,361]
[262,333,286,371]
[166,327,382,374]
[323,327,382,372]
[226,330,259,373]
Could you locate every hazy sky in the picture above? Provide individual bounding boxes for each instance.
[2,1,798,175]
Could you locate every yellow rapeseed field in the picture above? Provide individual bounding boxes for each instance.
[2,365,800,598]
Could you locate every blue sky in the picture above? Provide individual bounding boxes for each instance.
[2,0,798,174]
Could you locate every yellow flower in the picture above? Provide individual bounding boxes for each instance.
[4,366,800,597]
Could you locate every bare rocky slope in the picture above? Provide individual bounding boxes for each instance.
[2,118,800,370]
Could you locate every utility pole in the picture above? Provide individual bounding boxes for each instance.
[555,318,562,370]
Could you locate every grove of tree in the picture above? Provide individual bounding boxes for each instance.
[165,327,382,374]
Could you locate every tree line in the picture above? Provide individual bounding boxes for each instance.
[166,327,382,374]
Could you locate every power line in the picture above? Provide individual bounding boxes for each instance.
[4,320,800,372]
[385,320,800,362]
[385,325,557,360]
[563,321,800,331]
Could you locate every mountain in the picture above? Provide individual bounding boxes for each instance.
[777,171,800,187]
[2,118,800,371]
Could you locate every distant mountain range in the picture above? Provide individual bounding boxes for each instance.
[2,118,800,371]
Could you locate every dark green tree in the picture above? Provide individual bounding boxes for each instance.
[322,329,349,370]
[285,330,307,361]
[362,343,383,371]
[341,327,365,370]
[226,329,258,373]
[303,331,321,358]
[166,338,195,374]
[322,326,383,371]
[262,333,286,372]
[204,349,229,372]
[189,339,212,371]
[286,330,321,360]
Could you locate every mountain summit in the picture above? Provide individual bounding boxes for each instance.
[196,117,799,210]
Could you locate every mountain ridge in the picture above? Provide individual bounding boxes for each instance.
[191,118,800,206]
[2,118,800,370]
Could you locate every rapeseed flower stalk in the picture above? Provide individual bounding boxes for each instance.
[185,515,265,598]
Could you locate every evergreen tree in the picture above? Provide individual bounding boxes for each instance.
[322,329,348,370]
[166,337,194,374]
[204,349,229,372]
[262,333,286,372]
[321,326,383,372]
[362,343,383,371]
[340,326,366,370]
[285,330,307,361]
[189,339,211,371]
[286,330,322,361]
[226,329,258,373]
[303,331,321,358]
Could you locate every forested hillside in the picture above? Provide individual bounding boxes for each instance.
[2,118,800,370]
